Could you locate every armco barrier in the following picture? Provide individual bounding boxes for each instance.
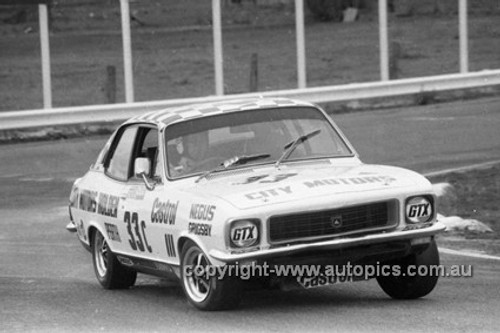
[1,70,500,131]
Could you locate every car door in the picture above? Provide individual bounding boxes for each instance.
[96,124,142,257]
[103,124,183,267]
[142,129,180,265]
[115,125,159,262]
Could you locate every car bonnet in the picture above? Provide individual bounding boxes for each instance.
[179,162,429,210]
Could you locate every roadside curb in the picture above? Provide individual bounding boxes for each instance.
[0,122,119,145]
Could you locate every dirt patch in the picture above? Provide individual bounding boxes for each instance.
[430,163,500,255]
[429,164,500,236]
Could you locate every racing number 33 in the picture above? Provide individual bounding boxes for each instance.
[124,211,152,253]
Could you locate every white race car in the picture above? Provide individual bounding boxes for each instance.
[67,97,445,310]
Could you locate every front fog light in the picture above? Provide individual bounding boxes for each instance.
[230,219,260,248]
[406,196,433,223]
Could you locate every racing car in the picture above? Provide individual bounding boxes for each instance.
[67,97,445,310]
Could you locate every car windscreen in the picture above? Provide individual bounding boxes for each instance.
[164,107,352,178]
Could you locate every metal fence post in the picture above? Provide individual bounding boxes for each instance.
[379,0,389,81]
[212,0,224,95]
[295,0,306,88]
[39,3,52,108]
[459,0,469,73]
[120,0,134,103]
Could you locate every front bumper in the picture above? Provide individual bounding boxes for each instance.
[209,221,445,263]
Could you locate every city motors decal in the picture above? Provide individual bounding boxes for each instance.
[244,176,397,200]
[245,186,292,200]
[303,176,396,188]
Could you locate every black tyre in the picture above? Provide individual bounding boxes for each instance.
[92,229,137,289]
[180,240,242,311]
[377,239,440,299]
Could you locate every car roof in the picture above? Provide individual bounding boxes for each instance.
[126,97,316,128]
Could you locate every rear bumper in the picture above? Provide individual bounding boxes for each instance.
[209,221,446,263]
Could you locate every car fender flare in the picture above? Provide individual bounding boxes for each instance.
[87,220,110,250]
[176,233,225,266]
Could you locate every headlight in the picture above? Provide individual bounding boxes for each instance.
[406,196,434,223]
[229,219,260,248]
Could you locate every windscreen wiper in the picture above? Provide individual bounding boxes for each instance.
[195,153,270,183]
[275,129,321,169]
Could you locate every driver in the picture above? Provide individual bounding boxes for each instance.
[169,131,209,176]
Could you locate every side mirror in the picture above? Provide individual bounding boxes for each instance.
[134,157,150,177]
[134,157,155,190]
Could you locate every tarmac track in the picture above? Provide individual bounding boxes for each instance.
[1,97,500,332]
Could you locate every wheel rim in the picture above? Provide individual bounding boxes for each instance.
[94,232,109,278]
[183,247,212,303]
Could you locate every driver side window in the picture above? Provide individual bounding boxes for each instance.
[106,126,138,181]
[105,125,162,182]
[136,127,161,182]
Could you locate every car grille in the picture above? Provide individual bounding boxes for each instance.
[269,202,392,243]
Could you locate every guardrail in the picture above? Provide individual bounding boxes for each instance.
[1,70,500,131]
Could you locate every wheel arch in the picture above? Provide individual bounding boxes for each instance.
[177,236,194,257]
[176,235,226,268]
[87,222,109,249]
[177,235,210,259]
[88,225,98,245]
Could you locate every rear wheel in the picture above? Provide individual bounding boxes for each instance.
[92,229,137,289]
[180,240,242,311]
[377,239,440,299]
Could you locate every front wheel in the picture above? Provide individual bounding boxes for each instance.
[377,239,440,299]
[92,229,137,289]
[180,240,242,311]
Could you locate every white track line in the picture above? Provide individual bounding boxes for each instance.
[439,247,500,261]
[424,160,500,177]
